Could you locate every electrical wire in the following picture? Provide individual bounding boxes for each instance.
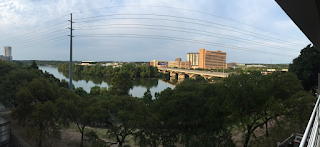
[14,36,69,50]
[71,5,308,44]
[0,14,69,41]
[75,34,295,57]
[0,21,69,44]
[75,13,295,46]
[73,24,299,52]
[6,29,69,46]
[75,16,304,47]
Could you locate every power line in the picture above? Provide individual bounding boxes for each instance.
[0,14,69,41]
[75,34,295,57]
[14,36,69,49]
[0,21,69,44]
[14,36,69,50]
[71,5,308,44]
[6,29,69,47]
[73,24,299,52]
[75,14,300,45]
[74,13,297,45]
[75,16,304,47]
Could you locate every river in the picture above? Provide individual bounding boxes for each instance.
[39,66,175,98]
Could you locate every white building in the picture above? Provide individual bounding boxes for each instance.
[0,46,12,62]
[4,46,12,57]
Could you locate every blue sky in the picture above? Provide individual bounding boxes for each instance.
[0,0,311,63]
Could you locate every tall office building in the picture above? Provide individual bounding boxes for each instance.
[1,46,12,62]
[187,53,199,68]
[4,46,12,57]
[199,49,226,69]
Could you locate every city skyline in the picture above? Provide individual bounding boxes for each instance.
[0,0,311,63]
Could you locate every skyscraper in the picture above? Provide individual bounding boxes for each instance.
[4,46,12,57]
[3,46,12,62]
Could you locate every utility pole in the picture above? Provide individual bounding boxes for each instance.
[68,13,74,90]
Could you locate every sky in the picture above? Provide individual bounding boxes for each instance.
[0,0,312,63]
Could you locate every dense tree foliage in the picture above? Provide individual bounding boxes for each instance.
[109,71,133,96]
[57,63,160,78]
[1,58,316,147]
[289,44,320,91]
[150,79,235,147]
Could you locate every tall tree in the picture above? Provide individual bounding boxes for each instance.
[109,71,133,96]
[105,95,152,147]
[27,101,60,147]
[57,88,107,147]
[30,60,39,69]
[289,44,320,91]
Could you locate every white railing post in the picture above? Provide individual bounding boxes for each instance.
[300,95,320,147]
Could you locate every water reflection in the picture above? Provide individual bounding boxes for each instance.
[39,66,175,98]
[59,71,160,89]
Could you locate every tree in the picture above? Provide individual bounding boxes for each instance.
[11,78,59,126]
[27,101,60,147]
[284,91,316,132]
[151,80,234,147]
[141,89,153,107]
[90,85,101,96]
[109,71,133,96]
[57,88,108,147]
[289,44,320,91]
[0,69,43,108]
[106,95,152,147]
[218,71,268,147]
[30,60,39,69]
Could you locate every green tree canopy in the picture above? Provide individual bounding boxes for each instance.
[109,71,133,96]
[289,44,320,91]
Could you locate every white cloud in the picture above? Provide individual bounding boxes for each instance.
[0,0,311,63]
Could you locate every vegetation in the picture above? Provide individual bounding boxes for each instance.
[289,44,320,91]
[57,62,160,78]
[0,44,317,147]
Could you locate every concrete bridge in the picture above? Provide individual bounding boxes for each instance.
[158,68,229,79]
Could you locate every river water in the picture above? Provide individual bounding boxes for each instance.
[39,66,175,98]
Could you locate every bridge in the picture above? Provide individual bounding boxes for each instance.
[158,68,229,79]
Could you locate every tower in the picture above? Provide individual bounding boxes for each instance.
[4,46,12,62]
[4,46,12,57]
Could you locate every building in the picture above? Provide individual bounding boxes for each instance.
[0,55,11,62]
[4,46,12,57]
[179,61,191,69]
[187,53,199,68]
[236,63,246,68]
[167,58,191,69]
[80,61,97,66]
[227,62,237,68]
[0,46,12,62]
[168,61,179,68]
[199,49,226,69]
[150,60,167,68]
[246,65,267,68]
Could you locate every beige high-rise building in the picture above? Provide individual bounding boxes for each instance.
[199,49,226,69]
[4,46,12,57]
[187,53,199,68]
[3,46,12,62]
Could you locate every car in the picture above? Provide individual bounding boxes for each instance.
[292,134,302,147]
[277,133,303,147]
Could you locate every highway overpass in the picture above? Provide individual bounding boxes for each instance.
[158,68,229,79]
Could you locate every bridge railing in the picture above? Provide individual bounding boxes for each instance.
[299,95,320,147]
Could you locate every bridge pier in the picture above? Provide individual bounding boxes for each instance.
[178,73,185,79]
[188,74,199,79]
[170,72,177,77]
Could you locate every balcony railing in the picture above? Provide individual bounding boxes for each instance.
[300,95,320,147]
